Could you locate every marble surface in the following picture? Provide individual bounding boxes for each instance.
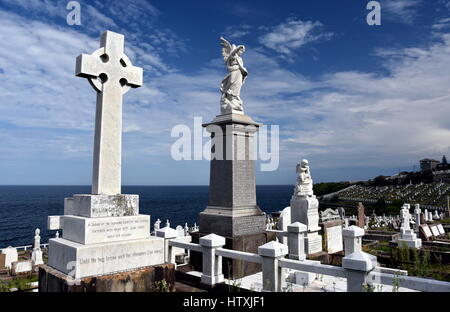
[62,214,150,245]
[75,31,143,195]
[48,237,164,279]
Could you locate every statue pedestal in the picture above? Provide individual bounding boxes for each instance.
[195,113,268,278]
[199,113,265,237]
[290,195,322,254]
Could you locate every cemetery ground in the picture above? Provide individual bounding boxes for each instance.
[0,248,41,292]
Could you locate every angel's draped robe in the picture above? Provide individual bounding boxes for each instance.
[220,55,246,104]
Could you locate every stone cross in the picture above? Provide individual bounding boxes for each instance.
[76,30,143,195]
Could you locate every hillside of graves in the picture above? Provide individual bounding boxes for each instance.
[333,183,450,209]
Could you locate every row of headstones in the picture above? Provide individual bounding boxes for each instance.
[420,223,446,241]
[348,207,446,231]
[339,184,450,207]
[152,219,199,237]
[0,229,44,275]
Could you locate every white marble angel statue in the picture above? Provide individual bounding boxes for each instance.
[219,37,248,114]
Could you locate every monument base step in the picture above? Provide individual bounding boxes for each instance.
[189,231,277,279]
[47,237,164,279]
[38,263,175,292]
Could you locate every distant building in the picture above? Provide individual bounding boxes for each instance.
[436,155,450,171]
[420,158,440,171]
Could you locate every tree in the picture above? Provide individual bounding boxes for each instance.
[442,155,448,165]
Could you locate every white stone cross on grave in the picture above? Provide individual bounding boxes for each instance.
[76,30,143,195]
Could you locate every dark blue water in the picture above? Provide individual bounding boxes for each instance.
[0,185,292,248]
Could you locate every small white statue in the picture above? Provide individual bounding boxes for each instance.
[34,228,41,251]
[166,219,170,228]
[294,159,314,196]
[184,223,189,236]
[219,37,248,114]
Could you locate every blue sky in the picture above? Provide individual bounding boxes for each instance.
[0,0,450,185]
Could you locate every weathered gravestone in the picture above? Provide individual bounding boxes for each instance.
[357,202,365,229]
[11,260,33,276]
[430,225,440,237]
[39,31,171,292]
[319,208,343,254]
[419,224,433,241]
[437,224,446,236]
[0,246,18,269]
[0,254,6,271]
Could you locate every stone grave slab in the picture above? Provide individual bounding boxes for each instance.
[325,225,343,254]
[11,260,32,275]
[430,225,440,237]
[437,224,445,235]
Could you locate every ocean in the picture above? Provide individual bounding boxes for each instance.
[0,185,293,248]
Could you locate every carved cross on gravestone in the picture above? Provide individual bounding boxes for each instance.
[76,31,143,195]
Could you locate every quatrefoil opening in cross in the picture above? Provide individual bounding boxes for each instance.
[76,30,143,94]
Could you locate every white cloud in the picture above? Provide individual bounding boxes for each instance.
[258,18,332,58]
[382,0,422,24]
[1,3,450,184]
[223,24,253,39]
[432,17,450,30]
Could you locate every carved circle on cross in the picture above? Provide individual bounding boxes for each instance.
[87,48,134,95]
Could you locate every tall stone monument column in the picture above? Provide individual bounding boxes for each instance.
[192,37,267,279]
[199,113,265,237]
[290,159,323,255]
[39,31,170,292]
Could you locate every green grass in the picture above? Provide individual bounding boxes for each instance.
[0,275,38,292]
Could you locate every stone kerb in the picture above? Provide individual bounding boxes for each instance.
[258,241,288,292]
[200,234,226,286]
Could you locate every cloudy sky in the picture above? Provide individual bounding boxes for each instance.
[0,0,449,185]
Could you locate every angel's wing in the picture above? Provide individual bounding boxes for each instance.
[220,37,233,62]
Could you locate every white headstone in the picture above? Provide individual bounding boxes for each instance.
[11,260,32,275]
[1,246,18,269]
[433,210,440,220]
[437,224,445,235]
[430,225,440,236]
[176,225,184,238]
[325,226,343,254]
[32,228,44,265]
